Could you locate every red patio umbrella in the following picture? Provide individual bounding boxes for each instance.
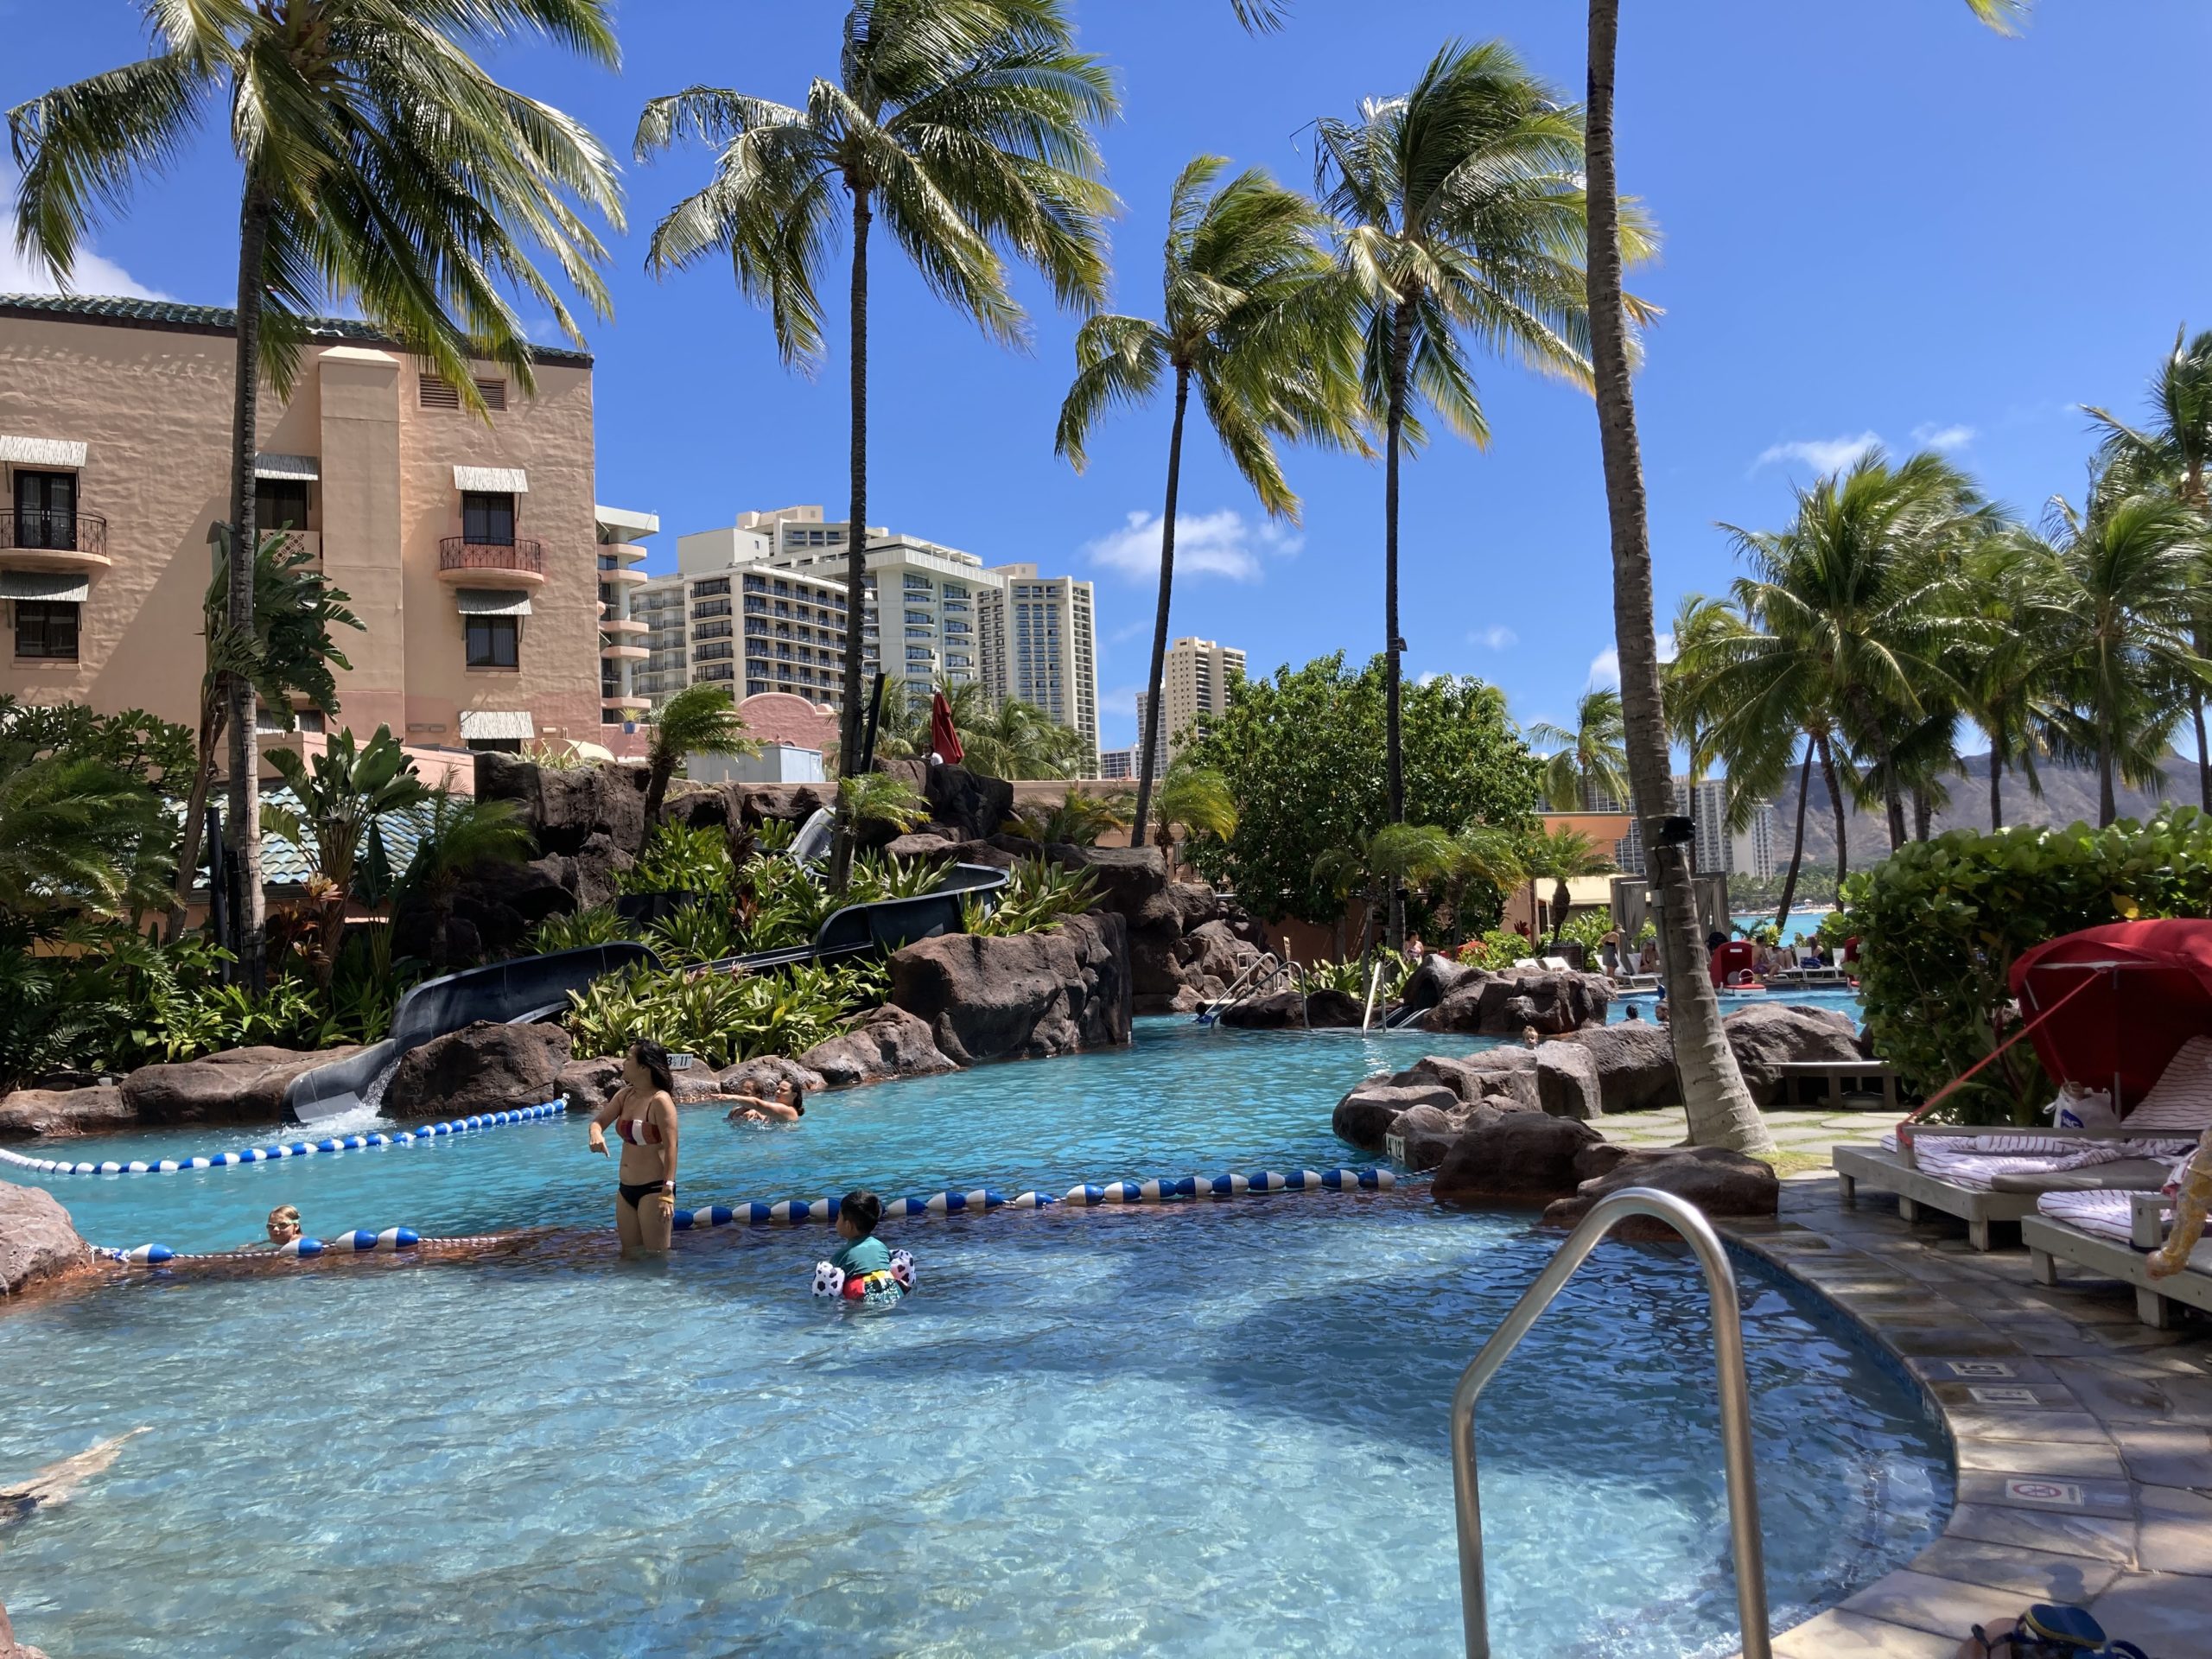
[2009,919,2212,1109]
[928,690,963,766]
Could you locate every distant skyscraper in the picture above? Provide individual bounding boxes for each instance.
[978,564,1098,777]
[1731,803,1780,880]
[1098,747,1134,781]
[1605,777,1760,876]
[1135,637,1245,776]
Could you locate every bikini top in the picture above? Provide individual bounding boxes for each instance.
[615,1116,663,1147]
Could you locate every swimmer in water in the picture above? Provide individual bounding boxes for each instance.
[245,1205,302,1251]
[588,1040,679,1254]
[727,1076,805,1125]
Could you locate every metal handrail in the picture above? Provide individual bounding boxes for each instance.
[1199,950,1281,1020]
[1450,1188,1770,1659]
[439,536,544,576]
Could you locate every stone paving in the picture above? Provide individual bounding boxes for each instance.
[1719,1176,2211,1657]
[1599,1104,1890,1161]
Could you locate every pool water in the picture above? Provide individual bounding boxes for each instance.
[1,1016,1939,1659]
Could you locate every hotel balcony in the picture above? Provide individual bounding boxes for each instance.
[1,508,111,573]
[596,555,649,585]
[601,642,650,663]
[439,537,544,586]
[601,617,649,637]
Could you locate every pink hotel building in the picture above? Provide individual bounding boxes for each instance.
[0,293,651,759]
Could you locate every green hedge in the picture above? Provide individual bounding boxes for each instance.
[1848,807,2212,1123]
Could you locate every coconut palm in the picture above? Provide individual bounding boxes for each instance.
[643,683,760,823]
[262,725,429,989]
[10,0,623,989]
[1312,822,1458,958]
[833,772,931,844]
[1056,156,1359,845]
[1007,787,1131,849]
[637,0,1116,799]
[1522,824,1611,944]
[1313,39,1604,952]
[1529,689,1630,812]
[0,753,168,921]
[1152,763,1238,875]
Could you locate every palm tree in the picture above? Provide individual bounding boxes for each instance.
[1955,537,2064,830]
[1056,155,1358,845]
[1522,824,1611,944]
[1313,822,1458,959]
[643,684,760,823]
[1007,787,1131,849]
[636,0,1116,804]
[1529,689,1630,812]
[2087,327,2212,809]
[262,725,429,989]
[833,772,931,846]
[1582,1,1768,1152]
[1152,763,1238,875]
[0,753,168,921]
[10,1,623,990]
[393,791,535,972]
[1314,40,1602,952]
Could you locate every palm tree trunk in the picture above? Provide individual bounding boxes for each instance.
[1382,299,1414,955]
[1772,744,1812,937]
[167,683,225,942]
[1911,786,1932,842]
[1989,745,2003,832]
[1131,366,1189,852]
[2194,615,2210,812]
[1585,0,1769,1153]
[2098,718,2117,828]
[1817,731,1849,889]
[829,185,873,896]
[227,182,272,991]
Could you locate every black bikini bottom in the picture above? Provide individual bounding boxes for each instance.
[619,1180,669,1208]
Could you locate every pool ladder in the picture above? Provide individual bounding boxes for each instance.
[1197,953,1312,1028]
[1449,1188,1772,1659]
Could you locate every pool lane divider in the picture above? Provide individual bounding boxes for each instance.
[674,1166,1395,1231]
[1,1102,568,1177]
[99,1230,514,1268]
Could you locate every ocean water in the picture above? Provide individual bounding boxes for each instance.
[1,1019,1939,1658]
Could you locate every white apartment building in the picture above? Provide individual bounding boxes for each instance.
[1135,636,1246,776]
[594,505,656,726]
[1730,802,1780,881]
[1605,777,1764,876]
[633,526,850,709]
[1098,747,1134,781]
[979,563,1098,776]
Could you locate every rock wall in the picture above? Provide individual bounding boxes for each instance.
[890,912,1131,1066]
[1424,969,1611,1036]
[0,1180,87,1296]
[119,1046,360,1127]
[0,1084,131,1141]
[384,1021,571,1121]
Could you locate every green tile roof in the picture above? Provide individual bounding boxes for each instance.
[179,785,443,894]
[0,292,593,368]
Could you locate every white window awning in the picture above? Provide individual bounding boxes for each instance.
[454,466,528,494]
[0,571,91,602]
[459,709,535,741]
[254,453,321,480]
[454,588,534,616]
[0,435,87,467]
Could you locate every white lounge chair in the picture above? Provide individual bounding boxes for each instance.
[1834,1128,2182,1250]
[2025,1185,2211,1329]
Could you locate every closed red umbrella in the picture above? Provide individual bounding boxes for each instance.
[929,690,963,766]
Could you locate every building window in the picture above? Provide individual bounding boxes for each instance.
[462,492,516,546]
[14,601,79,660]
[694,577,732,598]
[465,615,519,668]
[699,663,734,682]
[467,736,524,753]
[693,620,733,642]
[695,598,733,620]
[693,641,734,663]
[743,575,767,592]
[255,478,310,531]
[11,470,78,550]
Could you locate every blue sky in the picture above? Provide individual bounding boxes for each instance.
[5,1,2209,751]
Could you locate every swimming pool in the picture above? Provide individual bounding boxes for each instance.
[3,1016,1937,1658]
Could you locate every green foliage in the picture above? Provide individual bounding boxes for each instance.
[0,696,193,795]
[745,856,838,953]
[1185,653,1539,925]
[1847,808,2212,1123]
[836,772,930,837]
[843,855,944,904]
[643,683,759,820]
[526,906,636,956]
[1730,864,1840,911]
[565,958,884,1069]
[620,823,737,897]
[1304,950,1408,1000]
[645,899,739,967]
[523,740,594,771]
[962,859,1099,937]
[1005,788,1132,849]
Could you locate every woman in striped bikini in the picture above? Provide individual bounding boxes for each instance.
[588,1041,680,1254]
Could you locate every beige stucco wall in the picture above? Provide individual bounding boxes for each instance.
[0,308,601,759]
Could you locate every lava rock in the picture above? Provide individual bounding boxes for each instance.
[890,912,1131,1066]
[1541,1146,1780,1235]
[915,762,1015,842]
[1424,969,1611,1036]
[121,1046,361,1128]
[1534,1041,1604,1121]
[1722,1002,1864,1103]
[475,751,646,858]
[0,1180,86,1295]
[798,1006,957,1089]
[1400,953,1478,1014]
[384,1021,571,1121]
[1401,1050,1539,1109]
[1556,1022,1682,1116]
[1431,1109,1608,1207]
[715,1055,831,1103]
[0,1084,131,1141]
[1332,1082,1460,1151]
[881,830,955,863]
[1387,1103,1465,1172]
[1217,987,1364,1029]
[556,1057,622,1113]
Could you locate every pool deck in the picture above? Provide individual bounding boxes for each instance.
[1712,1173,2209,1656]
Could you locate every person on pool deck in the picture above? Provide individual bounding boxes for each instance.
[830,1191,896,1287]
[726,1076,806,1125]
[244,1205,302,1251]
[588,1040,680,1254]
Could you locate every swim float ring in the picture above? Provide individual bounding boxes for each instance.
[811,1249,917,1311]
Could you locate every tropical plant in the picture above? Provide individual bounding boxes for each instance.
[261,726,429,988]
[865,678,1087,781]
[10,1,622,988]
[645,899,739,967]
[526,906,635,957]
[832,772,931,867]
[1313,822,1459,958]
[745,855,841,953]
[523,740,595,772]
[1529,689,1630,813]
[1581,1,1767,1151]
[566,957,883,1069]
[1056,154,1358,842]
[620,823,739,898]
[960,857,1098,937]
[0,753,171,923]
[1314,38,1603,950]
[842,855,946,904]
[637,0,1116,810]
[1007,788,1132,849]
[1521,823,1612,944]
[391,791,534,970]
[641,683,758,823]
[1151,764,1239,875]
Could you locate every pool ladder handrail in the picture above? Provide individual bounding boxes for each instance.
[1450,1186,1771,1659]
[1202,953,1313,1029]
[1199,950,1281,1020]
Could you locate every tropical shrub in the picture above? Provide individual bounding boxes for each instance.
[1304,951,1409,1001]
[962,859,1098,937]
[843,855,944,904]
[526,906,636,956]
[1847,808,2212,1123]
[645,899,740,967]
[745,855,838,952]
[620,824,737,897]
[565,958,883,1068]
[1005,788,1132,848]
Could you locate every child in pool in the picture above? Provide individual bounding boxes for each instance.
[726,1076,805,1125]
[245,1205,302,1251]
[828,1191,905,1305]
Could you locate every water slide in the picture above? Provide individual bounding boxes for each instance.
[285,855,1012,1126]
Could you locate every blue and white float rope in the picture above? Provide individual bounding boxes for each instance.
[674,1166,1394,1230]
[1,1102,567,1178]
[99,1228,513,1267]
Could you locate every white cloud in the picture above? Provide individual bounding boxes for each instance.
[1911,422,1976,452]
[1098,683,1141,719]
[1752,430,1883,474]
[1587,647,1619,690]
[1084,508,1300,584]
[1470,624,1518,651]
[0,165,168,300]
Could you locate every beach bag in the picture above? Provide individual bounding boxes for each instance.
[1962,1604,2151,1657]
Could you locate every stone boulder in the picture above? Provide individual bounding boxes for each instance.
[737,783,836,828]
[1557,1022,1682,1116]
[1424,969,1611,1036]
[3,1596,54,1659]
[1178,918,1258,985]
[1723,1002,1863,1103]
[0,1180,86,1295]
[918,762,1015,842]
[881,830,955,863]
[1386,1103,1465,1172]
[1332,1080,1460,1151]
[383,1022,570,1121]
[476,752,647,858]
[1399,952,1478,1013]
[0,1084,131,1141]
[714,1054,830,1102]
[121,1046,361,1127]
[1048,846,1184,1002]
[1541,1146,1779,1236]
[797,1006,957,1089]
[1217,987,1363,1029]
[1432,1110,1607,1207]
[1534,1041,1604,1121]
[1400,1050,1538,1109]
[890,912,1131,1067]
[556,1057,622,1114]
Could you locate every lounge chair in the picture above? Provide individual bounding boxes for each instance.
[2024,1180,2211,1329]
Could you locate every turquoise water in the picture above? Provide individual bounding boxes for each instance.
[1728,911,1837,945]
[3,1019,1939,1657]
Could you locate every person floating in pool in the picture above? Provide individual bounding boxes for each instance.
[726,1076,805,1126]
[823,1191,910,1308]
[588,1040,679,1254]
[246,1205,302,1251]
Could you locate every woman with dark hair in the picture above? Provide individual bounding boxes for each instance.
[727,1074,805,1125]
[588,1040,680,1253]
